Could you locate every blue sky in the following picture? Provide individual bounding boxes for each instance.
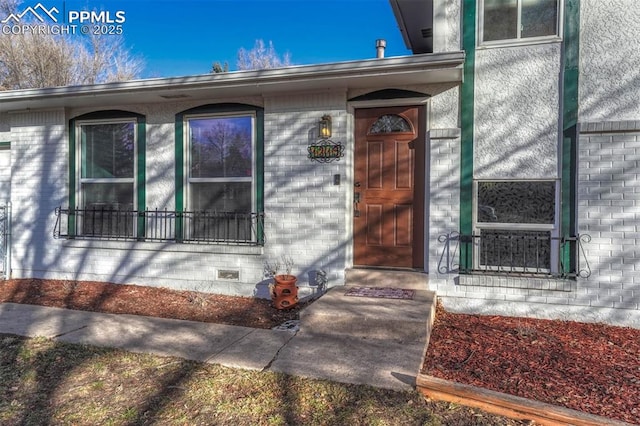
[62,0,411,78]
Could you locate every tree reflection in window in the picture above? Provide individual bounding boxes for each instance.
[190,116,252,179]
[369,114,412,134]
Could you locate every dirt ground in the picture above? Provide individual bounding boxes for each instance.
[1,278,639,424]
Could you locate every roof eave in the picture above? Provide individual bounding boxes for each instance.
[0,52,464,112]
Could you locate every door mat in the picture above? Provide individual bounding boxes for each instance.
[344,286,415,300]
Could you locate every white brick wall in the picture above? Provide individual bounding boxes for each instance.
[426,128,460,283]
[439,123,640,327]
[263,91,349,287]
[428,120,640,328]
[10,109,68,280]
[7,93,351,297]
[578,123,640,313]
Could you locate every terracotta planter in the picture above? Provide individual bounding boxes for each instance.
[271,275,298,309]
[274,275,297,286]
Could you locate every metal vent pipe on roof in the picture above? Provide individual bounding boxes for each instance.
[376,39,386,58]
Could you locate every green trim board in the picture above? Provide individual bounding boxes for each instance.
[174,115,184,241]
[459,0,477,270]
[68,124,76,236]
[174,103,265,243]
[458,0,576,274]
[0,141,10,148]
[254,108,265,244]
[560,0,580,274]
[136,117,147,239]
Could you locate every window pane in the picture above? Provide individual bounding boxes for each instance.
[369,114,412,134]
[81,182,134,237]
[479,230,551,270]
[522,0,558,38]
[483,0,518,41]
[477,181,555,223]
[82,182,134,209]
[190,182,252,212]
[82,123,134,178]
[189,116,253,178]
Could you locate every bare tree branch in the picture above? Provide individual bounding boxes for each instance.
[211,61,229,73]
[236,39,291,70]
[0,0,144,89]
[0,0,18,15]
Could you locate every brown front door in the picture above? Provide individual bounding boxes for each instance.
[353,106,425,268]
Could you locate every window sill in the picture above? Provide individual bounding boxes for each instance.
[477,36,562,50]
[60,239,264,256]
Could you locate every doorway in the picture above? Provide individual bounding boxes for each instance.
[353,106,425,268]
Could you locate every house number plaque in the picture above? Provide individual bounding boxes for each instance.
[308,140,344,163]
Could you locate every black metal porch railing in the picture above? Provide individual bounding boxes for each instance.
[437,231,591,278]
[54,207,265,246]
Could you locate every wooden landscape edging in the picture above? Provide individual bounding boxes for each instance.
[416,374,634,426]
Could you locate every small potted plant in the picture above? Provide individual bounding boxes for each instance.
[277,255,297,285]
[265,255,298,309]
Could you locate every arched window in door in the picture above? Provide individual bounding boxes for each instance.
[368,114,413,134]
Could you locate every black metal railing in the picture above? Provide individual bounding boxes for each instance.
[54,207,265,246]
[80,204,136,238]
[180,210,264,244]
[475,230,552,273]
[438,231,591,278]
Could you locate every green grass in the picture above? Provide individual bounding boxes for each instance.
[0,334,527,425]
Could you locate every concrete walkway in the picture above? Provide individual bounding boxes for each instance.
[0,270,435,392]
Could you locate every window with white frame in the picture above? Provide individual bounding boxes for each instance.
[77,119,136,237]
[474,180,559,274]
[480,0,560,44]
[184,113,256,242]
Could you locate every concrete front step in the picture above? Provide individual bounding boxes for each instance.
[345,268,429,290]
[300,285,436,342]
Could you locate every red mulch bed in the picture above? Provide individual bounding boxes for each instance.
[0,278,305,329]
[422,304,640,424]
[2,279,639,424]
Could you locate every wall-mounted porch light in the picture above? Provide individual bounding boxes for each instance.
[309,114,343,163]
[319,115,332,139]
